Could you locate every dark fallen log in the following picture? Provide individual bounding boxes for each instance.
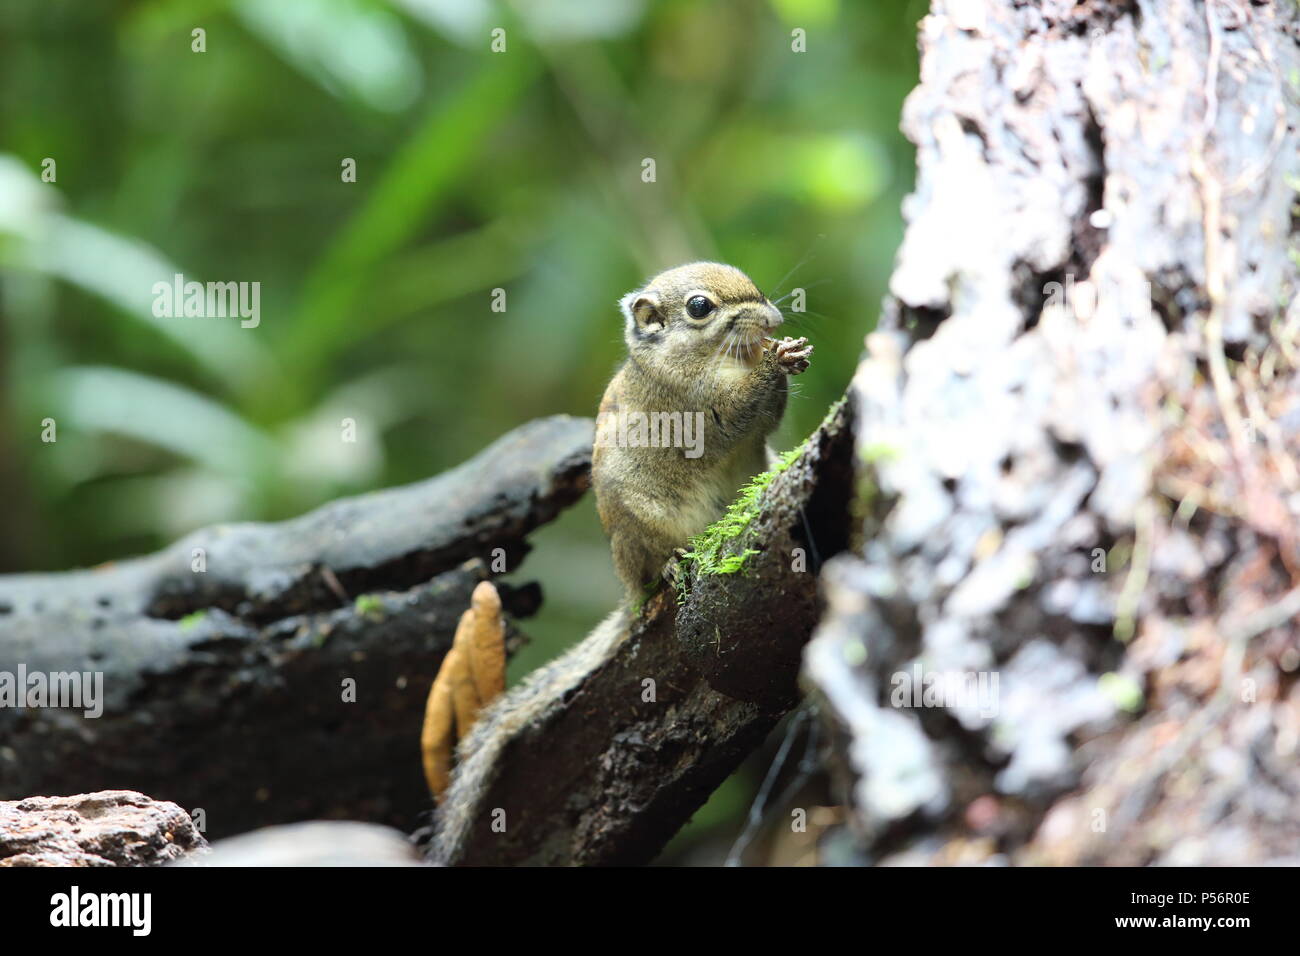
[0,416,594,839]
[431,400,855,866]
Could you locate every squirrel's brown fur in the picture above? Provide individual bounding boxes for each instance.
[594,261,796,597]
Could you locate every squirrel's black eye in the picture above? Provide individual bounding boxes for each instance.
[686,296,713,319]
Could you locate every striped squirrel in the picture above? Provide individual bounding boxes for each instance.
[427,262,812,860]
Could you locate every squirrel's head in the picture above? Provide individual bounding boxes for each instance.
[618,262,783,384]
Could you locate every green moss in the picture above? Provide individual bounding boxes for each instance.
[1098,671,1144,713]
[676,441,807,600]
[178,610,207,631]
[671,400,846,601]
[860,440,900,463]
[854,473,876,518]
[630,579,658,617]
[354,594,383,617]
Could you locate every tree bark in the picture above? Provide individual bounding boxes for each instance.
[805,0,1300,865]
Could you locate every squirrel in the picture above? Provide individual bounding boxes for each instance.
[426,262,812,861]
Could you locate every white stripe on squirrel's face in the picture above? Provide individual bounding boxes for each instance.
[620,262,781,385]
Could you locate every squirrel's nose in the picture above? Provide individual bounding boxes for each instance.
[764,303,784,330]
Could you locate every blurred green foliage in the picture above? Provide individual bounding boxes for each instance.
[0,0,921,857]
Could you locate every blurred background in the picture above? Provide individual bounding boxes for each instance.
[0,0,922,862]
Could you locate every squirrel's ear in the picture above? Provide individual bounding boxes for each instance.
[620,291,664,333]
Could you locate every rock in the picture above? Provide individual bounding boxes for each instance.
[182,821,424,866]
[0,790,207,866]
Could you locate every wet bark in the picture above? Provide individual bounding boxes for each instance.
[0,416,593,838]
[806,0,1300,865]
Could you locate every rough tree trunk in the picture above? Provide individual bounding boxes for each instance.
[806,0,1300,866]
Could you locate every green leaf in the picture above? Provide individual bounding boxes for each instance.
[287,53,541,388]
[47,365,279,480]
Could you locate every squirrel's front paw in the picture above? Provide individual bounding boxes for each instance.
[661,548,690,591]
[769,336,813,375]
